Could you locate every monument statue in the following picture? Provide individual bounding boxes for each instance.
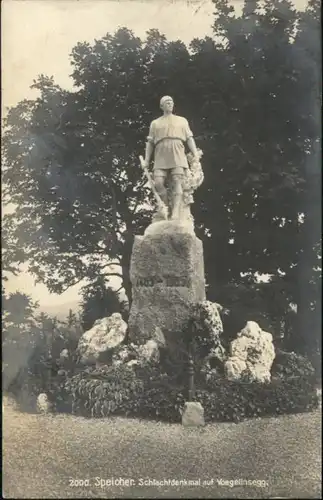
[128,96,206,350]
[140,96,204,226]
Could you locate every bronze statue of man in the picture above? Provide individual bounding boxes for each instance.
[141,96,200,220]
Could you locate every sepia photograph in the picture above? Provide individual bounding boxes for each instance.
[2,0,321,498]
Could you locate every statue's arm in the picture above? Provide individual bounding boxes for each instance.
[143,121,155,167]
[187,136,199,158]
[144,140,154,166]
[184,119,199,158]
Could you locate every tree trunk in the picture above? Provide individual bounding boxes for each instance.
[121,234,134,315]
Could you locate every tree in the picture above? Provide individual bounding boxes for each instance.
[2,216,26,279]
[289,0,321,357]
[199,0,317,281]
[2,4,320,357]
[3,291,38,327]
[80,277,126,331]
[191,0,321,352]
[2,291,41,391]
[2,29,191,304]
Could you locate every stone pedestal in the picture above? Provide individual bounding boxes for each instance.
[128,221,206,345]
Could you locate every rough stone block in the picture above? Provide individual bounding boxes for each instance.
[77,313,127,365]
[181,401,205,427]
[37,393,52,414]
[224,321,275,383]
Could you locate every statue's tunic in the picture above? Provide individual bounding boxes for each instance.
[147,114,193,170]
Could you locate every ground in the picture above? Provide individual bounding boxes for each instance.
[3,396,322,499]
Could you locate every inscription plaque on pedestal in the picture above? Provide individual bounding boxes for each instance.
[135,276,191,288]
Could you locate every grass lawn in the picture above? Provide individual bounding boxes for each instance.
[3,396,322,499]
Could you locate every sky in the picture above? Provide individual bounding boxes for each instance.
[2,0,308,314]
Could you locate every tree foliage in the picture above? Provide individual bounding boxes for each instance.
[2,288,83,395]
[80,277,127,331]
[2,1,321,356]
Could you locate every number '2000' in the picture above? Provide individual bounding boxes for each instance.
[69,479,90,487]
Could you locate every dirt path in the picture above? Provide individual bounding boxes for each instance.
[3,398,322,498]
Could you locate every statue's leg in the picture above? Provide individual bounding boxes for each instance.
[153,170,168,205]
[170,169,184,220]
[152,169,169,220]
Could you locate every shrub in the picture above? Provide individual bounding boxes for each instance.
[4,316,83,412]
[196,374,319,423]
[64,364,146,417]
[62,363,186,421]
[137,386,186,422]
[135,366,186,422]
[60,362,318,423]
[47,372,73,413]
[5,346,53,412]
[271,349,316,379]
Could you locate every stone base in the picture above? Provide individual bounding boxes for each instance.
[144,219,194,236]
[128,221,206,345]
[181,402,205,427]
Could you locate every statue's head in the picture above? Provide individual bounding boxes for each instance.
[160,95,174,113]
